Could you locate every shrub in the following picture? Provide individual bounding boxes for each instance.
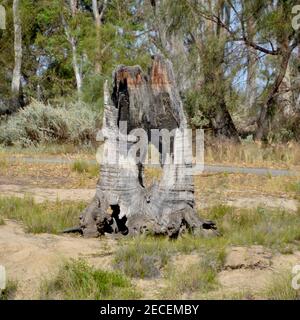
[0,100,100,147]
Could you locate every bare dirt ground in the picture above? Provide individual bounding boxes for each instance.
[2,220,300,299]
[0,182,297,211]
[0,220,116,299]
[0,157,299,299]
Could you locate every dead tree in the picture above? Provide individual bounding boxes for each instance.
[77,55,216,238]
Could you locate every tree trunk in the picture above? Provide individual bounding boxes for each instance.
[11,0,22,106]
[77,56,216,238]
[70,38,82,95]
[245,15,257,109]
[254,41,292,140]
[278,61,293,117]
[61,3,82,97]
[92,0,106,74]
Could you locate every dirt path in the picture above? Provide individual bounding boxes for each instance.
[0,184,95,203]
[7,156,299,176]
[0,183,298,211]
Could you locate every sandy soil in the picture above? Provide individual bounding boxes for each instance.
[1,220,300,299]
[0,220,116,299]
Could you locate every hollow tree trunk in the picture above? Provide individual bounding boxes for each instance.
[78,55,216,238]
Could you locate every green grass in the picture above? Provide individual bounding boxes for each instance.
[71,160,99,177]
[40,259,140,300]
[201,205,300,253]
[113,234,227,280]
[114,237,172,278]
[0,196,86,234]
[0,280,18,300]
[0,158,8,172]
[162,246,226,298]
[0,216,4,225]
[286,181,300,194]
[264,270,300,300]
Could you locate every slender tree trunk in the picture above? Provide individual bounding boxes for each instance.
[92,0,107,74]
[255,46,292,140]
[296,46,300,110]
[245,15,257,109]
[279,61,293,117]
[210,1,240,142]
[62,1,82,97]
[11,0,22,104]
[70,38,82,94]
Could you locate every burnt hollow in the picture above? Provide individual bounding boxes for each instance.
[110,205,128,235]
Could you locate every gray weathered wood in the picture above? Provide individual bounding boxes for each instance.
[79,55,216,238]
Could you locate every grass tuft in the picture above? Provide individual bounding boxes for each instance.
[40,259,140,300]
[0,196,86,233]
[201,205,300,253]
[162,246,226,298]
[114,237,171,278]
[264,270,300,300]
[71,160,99,177]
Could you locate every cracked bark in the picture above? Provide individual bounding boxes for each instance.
[78,55,216,238]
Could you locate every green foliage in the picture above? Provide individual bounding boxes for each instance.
[202,205,300,253]
[0,196,86,233]
[41,259,140,299]
[0,100,99,146]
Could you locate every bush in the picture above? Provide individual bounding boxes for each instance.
[0,100,100,146]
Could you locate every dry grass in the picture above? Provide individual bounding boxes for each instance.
[264,270,300,300]
[71,160,99,178]
[162,246,226,298]
[194,173,300,199]
[205,140,300,169]
[0,144,96,158]
[0,160,98,188]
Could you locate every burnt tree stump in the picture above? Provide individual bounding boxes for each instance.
[78,55,216,238]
